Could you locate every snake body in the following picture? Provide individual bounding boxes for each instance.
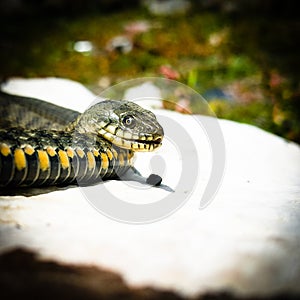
[0,91,163,187]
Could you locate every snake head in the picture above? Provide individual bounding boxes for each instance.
[78,100,164,152]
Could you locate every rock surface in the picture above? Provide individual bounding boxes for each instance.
[1,77,300,299]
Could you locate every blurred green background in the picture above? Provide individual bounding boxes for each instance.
[1,0,299,143]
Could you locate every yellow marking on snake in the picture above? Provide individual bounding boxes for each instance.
[93,149,99,157]
[58,150,69,169]
[106,124,117,134]
[118,153,124,167]
[87,151,95,170]
[14,148,26,171]
[24,145,35,156]
[127,152,134,165]
[66,147,74,158]
[76,148,85,158]
[128,151,134,159]
[106,149,113,160]
[37,150,50,171]
[46,146,56,157]
[101,153,109,169]
[0,143,11,156]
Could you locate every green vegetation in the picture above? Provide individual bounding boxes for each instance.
[0,8,299,143]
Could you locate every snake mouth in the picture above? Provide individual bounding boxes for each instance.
[142,137,162,145]
[98,128,163,152]
[128,136,162,151]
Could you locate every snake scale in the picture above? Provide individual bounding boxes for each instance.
[0,90,164,188]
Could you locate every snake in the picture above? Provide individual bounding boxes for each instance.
[0,90,164,188]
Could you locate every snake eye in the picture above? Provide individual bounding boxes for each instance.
[122,115,136,129]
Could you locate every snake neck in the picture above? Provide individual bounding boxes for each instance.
[65,115,81,133]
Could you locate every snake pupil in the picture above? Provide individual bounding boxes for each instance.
[122,115,136,129]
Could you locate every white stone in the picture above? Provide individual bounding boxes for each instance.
[0,77,300,298]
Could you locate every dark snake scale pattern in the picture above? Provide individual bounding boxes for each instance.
[0,91,164,187]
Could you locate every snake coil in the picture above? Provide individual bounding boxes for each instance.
[0,91,163,187]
